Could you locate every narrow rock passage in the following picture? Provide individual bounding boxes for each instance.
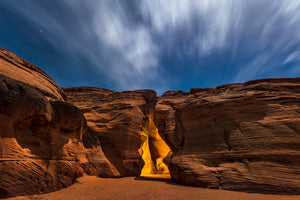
[139,113,172,178]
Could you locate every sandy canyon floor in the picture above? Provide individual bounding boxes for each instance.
[7,176,300,200]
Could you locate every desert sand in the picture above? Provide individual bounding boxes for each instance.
[7,175,300,200]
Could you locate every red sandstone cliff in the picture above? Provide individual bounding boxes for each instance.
[0,47,299,197]
[0,47,65,100]
[63,87,158,177]
[155,79,300,194]
[0,48,117,198]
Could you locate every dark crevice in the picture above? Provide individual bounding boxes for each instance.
[223,129,232,152]
[284,122,300,136]
[140,92,157,116]
[170,103,185,147]
[216,169,223,189]
[214,118,231,152]
[82,128,101,148]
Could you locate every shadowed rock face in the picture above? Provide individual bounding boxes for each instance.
[1,46,300,197]
[155,79,300,194]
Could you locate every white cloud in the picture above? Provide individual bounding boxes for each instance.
[284,51,300,64]
[229,0,300,82]
[92,0,159,89]
[140,0,240,55]
[3,0,300,92]
[4,0,160,90]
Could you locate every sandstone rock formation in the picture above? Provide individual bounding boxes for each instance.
[155,79,300,194]
[63,87,171,177]
[0,47,65,100]
[1,46,300,197]
[0,48,117,198]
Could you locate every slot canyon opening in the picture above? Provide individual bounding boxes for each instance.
[138,113,172,179]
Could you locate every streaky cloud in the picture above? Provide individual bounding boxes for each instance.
[0,0,300,94]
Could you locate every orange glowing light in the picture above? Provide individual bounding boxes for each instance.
[139,113,171,178]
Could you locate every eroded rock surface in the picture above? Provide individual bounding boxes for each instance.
[63,87,157,177]
[155,79,300,194]
[0,48,116,198]
[1,46,300,197]
[0,76,82,197]
[0,47,65,100]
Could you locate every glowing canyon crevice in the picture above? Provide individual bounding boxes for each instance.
[139,113,171,178]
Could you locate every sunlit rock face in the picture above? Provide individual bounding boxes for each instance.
[0,58,83,197]
[0,47,65,100]
[155,79,300,194]
[0,48,116,198]
[139,113,171,178]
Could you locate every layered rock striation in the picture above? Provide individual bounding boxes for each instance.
[0,47,300,197]
[0,48,117,198]
[0,48,82,197]
[155,79,300,194]
[63,87,158,177]
[0,47,65,100]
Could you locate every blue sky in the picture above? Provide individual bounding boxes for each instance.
[0,0,300,95]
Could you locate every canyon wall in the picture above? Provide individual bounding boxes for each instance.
[0,48,118,198]
[0,47,300,197]
[155,79,300,194]
[63,87,158,177]
[64,87,171,178]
